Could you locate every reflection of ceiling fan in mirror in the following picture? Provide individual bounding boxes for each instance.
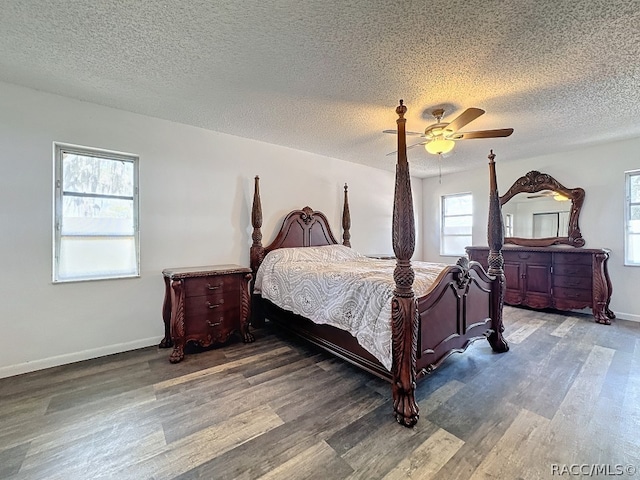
[384,107,514,156]
[528,190,571,201]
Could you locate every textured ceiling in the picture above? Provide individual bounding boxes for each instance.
[1,0,640,178]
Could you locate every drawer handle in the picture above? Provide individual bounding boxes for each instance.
[206,283,221,290]
[206,300,224,309]
[207,319,223,327]
[518,254,530,259]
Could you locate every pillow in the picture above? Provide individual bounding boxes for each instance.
[264,244,363,264]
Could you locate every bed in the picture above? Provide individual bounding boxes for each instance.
[250,101,509,427]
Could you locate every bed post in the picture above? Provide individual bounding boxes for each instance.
[391,100,419,427]
[250,175,266,327]
[486,151,509,353]
[342,183,351,247]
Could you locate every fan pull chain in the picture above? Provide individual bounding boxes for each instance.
[438,153,442,184]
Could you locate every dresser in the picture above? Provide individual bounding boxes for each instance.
[466,246,615,324]
[160,265,254,363]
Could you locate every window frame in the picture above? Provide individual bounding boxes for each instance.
[504,212,514,238]
[53,143,140,282]
[440,192,473,257]
[624,169,640,266]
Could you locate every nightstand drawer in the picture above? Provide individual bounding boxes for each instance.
[184,275,241,297]
[185,305,239,338]
[185,292,240,315]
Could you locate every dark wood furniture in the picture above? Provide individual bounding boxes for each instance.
[160,265,254,363]
[466,246,615,324]
[249,101,509,427]
[500,170,585,247]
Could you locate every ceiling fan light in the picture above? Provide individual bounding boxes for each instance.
[554,193,570,202]
[425,138,455,155]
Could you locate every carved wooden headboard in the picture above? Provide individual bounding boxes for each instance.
[250,176,351,278]
[264,206,340,253]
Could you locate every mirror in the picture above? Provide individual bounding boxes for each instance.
[500,171,585,247]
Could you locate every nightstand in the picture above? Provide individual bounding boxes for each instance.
[160,264,254,363]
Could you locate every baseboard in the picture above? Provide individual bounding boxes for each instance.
[613,311,640,323]
[0,336,164,379]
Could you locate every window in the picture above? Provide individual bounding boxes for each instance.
[504,213,513,238]
[441,193,473,256]
[625,169,640,266]
[54,144,139,282]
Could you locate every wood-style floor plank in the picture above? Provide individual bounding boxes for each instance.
[256,440,354,480]
[381,428,464,480]
[1,306,639,479]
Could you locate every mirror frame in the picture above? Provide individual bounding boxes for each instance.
[500,170,585,247]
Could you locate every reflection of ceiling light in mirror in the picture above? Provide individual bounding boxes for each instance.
[425,138,455,155]
[554,193,569,202]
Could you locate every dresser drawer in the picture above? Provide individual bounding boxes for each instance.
[505,251,551,264]
[553,286,592,302]
[553,253,592,266]
[184,274,242,297]
[553,264,591,277]
[553,274,592,289]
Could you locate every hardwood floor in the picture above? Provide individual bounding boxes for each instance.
[1,306,639,479]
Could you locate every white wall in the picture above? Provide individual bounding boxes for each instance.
[422,142,640,322]
[0,82,423,377]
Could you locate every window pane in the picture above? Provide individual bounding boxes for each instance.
[443,216,472,235]
[444,195,472,216]
[630,174,640,203]
[442,193,473,256]
[442,235,472,256]
[625,171,640,266]
[58,236,137,281]
[62,196,134,235]
[62,153,134,196]
[627,233,640,264]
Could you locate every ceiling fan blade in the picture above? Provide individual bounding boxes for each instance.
[454,128,514,140]
[383,129,424,136]
[527,191,554,199]
[385,140,427,156]
[444,108,485,134]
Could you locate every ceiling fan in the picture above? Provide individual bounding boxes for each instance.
[527,190,570,201]
[384,107,514,156]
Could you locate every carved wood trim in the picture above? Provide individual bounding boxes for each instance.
[486,151,509,353]
[342,183,351,247]
[169,279,186,363]
[250,175,265,284]
[391,100,419,427]
[500,170,585,247]
[240,273,255,342]
[159,275,173,348]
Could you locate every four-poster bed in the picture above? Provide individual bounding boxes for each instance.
[250,101,509,427]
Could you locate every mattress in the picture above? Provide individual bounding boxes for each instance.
[254,245,447,370]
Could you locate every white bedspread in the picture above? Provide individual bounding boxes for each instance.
[254,245,447,370]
